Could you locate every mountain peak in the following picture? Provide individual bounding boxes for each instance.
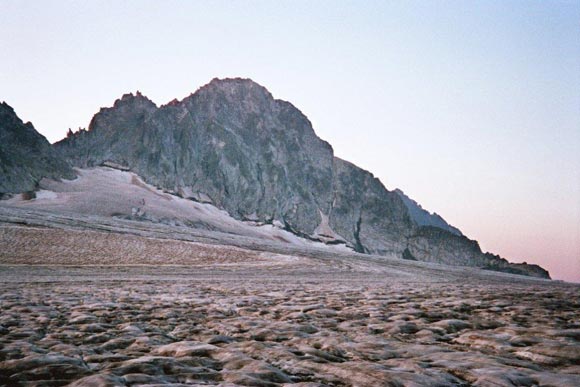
[0,102,34,131]
[0,102,18,119]
[0,102,75,194]
[1,101,13,110]
[46,78,549,279]
[113,91,157,109]
[195,77,274,100]
[207,76,266,88]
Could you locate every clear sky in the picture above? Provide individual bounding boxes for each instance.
[1,0,579,282]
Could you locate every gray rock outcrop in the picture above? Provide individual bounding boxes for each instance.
[56,81,337,238]
[0,102,75,195]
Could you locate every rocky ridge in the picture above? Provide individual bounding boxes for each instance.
[395,188,462,236]
[0,78,550,278]
[54,78,549,278]
[0,102,74,195]
[55,79,414,252]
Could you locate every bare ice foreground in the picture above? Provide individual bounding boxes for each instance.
[0,206,579,386]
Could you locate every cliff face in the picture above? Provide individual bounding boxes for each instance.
[0,102,75,195]
[56,78,413,253]
[330,158,411,255]
[53,78,550,278]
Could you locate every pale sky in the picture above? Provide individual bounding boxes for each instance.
[1,0,579,282]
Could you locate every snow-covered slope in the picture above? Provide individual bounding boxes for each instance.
[2,166,353,251]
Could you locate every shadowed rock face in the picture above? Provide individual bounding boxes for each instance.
[52,78,550,278]
[330,158,411,255]
[0,102,75,195]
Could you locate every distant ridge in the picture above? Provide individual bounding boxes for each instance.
[394,189,463,236]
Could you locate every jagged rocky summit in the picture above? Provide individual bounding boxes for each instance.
[0,102,74,195]
[0,79,550,278]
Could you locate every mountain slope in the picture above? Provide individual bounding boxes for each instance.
[55,78,412,252]
[2,166,352,251]
[395,188,462,236]
[52,78,549,278]
[0,102,75,195]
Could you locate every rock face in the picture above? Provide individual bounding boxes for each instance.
[330,158,411,255]
[56,78,413,254]
[56,82,337,239]
[52,78,549,278]
[0,102,74,195]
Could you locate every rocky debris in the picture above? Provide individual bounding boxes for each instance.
[311,210,348,245]
[0,265,577,386]
[0,102,75,194]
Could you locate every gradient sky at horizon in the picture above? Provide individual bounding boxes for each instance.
[1,1,579,281]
